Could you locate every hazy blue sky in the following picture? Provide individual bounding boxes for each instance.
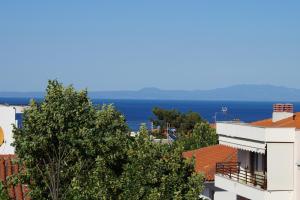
[0,1,299,91]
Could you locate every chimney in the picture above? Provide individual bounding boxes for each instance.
[272,103,294,122]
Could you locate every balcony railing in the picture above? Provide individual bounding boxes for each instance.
[216,162,267,190]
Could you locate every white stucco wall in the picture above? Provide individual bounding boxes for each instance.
[215,175,294,200]
[217,122,266,142]
[294,131,300,200]
[267,143,294,191]
[215,175,266,200]
[0,106,17,154]
[217,122,295,144]
[265,191,294,200]
[272,112,294,122]
[265,128,295,143]
[214,191,236,200]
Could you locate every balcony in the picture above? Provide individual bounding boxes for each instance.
[216,162,267,190]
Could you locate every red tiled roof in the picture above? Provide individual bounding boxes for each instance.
[250,112,300,129]
[182,145,237,181]
[0,155,30,200]
[209,123,216,129]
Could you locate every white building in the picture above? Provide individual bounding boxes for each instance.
[214,103,300,200]
[0,105,25,154]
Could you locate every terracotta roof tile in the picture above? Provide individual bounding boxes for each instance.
[209,123,216,129]
[250,118,273,127]
[182,145,237,181]
[250,112,300,129]
[14,164,23,200]
[0,154,30,200]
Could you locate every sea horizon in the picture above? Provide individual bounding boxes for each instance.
[1,97,299,131]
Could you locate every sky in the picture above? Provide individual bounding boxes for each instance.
[0,1,299,91]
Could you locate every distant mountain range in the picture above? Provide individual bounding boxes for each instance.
[1,85,300,101]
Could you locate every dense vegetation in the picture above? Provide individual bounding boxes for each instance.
[151,107,218,151]
[152,107,202,134]
[0,182,9,200]
[9,80,204,200]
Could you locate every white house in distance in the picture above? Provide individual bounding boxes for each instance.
[0,105,25,155]
[214,103,300,200]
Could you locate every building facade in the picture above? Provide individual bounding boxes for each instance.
[215,104,300,200]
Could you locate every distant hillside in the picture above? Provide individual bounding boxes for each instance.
[1,85,300,101]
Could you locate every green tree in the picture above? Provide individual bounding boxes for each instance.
[151,107,181,131]
[67,104,130,200]
[13,80,129,200]
[13,80,204,200]
[13,80,97,199]
[0,182,9,200]
[177,122,218,151]
[151,108,203,135]
[179,112,202,135]
[70,124,204,200]
[151,108,217,151]
[119,125,204,200]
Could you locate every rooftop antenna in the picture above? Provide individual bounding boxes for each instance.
[221,106,228,113]
[214,106,229,123]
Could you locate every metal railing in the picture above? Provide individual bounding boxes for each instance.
[216,162,267,190]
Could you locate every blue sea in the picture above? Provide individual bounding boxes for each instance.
[1,97,300,131]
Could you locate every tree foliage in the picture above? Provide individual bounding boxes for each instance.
[0,182,9,200]
[13,80,204,200]
[119,125,204,200]
[13,80,128,199]
[70,124,204,200]
[177,122,218,151]
[151,107,218,151]
[151,108,202,134]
